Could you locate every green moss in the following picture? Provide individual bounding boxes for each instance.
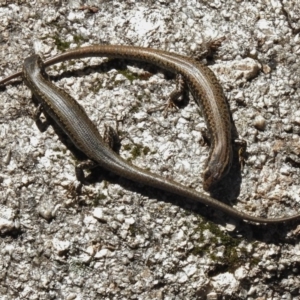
[143,146,151,155]
[53,36,71,51]
[123,144,143,159]
[73,34,85,44]
[130,144,143,159]
[191,244,207,256]
[68,60,76,66]
[122,143,153,164]
[123,144,132,151]
[191,218,250,272]
[118,69,139,82]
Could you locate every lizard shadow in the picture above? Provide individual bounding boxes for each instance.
[34,59,300,244]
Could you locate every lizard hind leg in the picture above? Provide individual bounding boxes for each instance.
[147,74,188,117]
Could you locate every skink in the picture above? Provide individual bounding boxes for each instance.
[20,53,300,223]
[0,45,232,191]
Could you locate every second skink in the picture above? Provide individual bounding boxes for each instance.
[21,54,300,223]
